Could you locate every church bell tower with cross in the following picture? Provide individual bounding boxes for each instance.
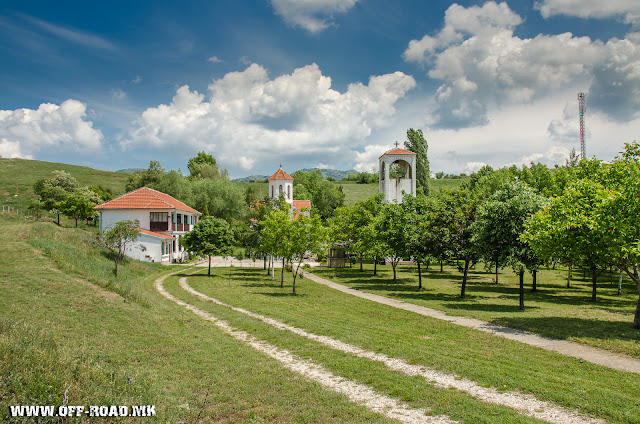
[378,142,417,203]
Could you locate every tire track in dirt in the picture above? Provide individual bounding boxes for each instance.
[180,276,605,424]
[155,272,454,424]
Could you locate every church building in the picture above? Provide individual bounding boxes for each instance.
[268,167,311,218]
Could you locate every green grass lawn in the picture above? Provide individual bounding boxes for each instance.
[312,262,640,358]
[174,267,640,424]
[3,214,640,422]
[0,215,403,423]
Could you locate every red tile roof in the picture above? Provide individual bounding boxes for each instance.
[379,147,416,158]
[268,168,294,181]
[137,228,175,240]
[292,200,311,210]
[94,187,201,214]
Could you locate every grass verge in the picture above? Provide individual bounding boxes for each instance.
[312,262,640,358]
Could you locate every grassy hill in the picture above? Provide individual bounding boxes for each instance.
[0,158,129,211]
[2,214,639,423]
[0,158,468,215]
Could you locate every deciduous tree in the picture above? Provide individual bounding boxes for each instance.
[181,217,235,276]
[97,220,143,278]
[404,128,430,195]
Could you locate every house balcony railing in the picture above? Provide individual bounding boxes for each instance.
[172,223,190,232]
[150,222,169,231]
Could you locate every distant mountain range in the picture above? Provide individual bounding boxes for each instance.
[232,168,356,183]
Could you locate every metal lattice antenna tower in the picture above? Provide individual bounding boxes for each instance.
[578,92,586,159]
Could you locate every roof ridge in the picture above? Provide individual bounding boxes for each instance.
[144,187,173,209]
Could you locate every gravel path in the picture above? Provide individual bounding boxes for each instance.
[155,272,454,424]
[305,272,640,375]
[180,277,605,424]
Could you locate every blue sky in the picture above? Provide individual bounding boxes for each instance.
[1,1,639,178]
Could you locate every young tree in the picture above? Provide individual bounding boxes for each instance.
[287,214,327,295]
[97,220,143,278]
[330,194,383,272]
[524,160,610,303]
[474,181,544,309]
[375,201,411,282]
[34,170,79,226]
[404,128,430,195]
[63,187,102,227]
[435,187,480,298]
[181,217,235,276]
[402,193,432,288]
[260,208,291,287]
[525,145,640,327]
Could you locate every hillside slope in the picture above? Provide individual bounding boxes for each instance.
[0,158,128,210]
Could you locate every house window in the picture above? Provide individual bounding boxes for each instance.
[279,184,283,196]
[150,212,168,231]
[287,185,291,199]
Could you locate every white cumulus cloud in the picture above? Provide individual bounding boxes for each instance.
[270,0,358,32]
[535,0,640,26]
[0,100,103,159]
[404,1,640,129]
[123,63,416,171]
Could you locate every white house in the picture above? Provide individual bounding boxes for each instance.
[94,187,201,263]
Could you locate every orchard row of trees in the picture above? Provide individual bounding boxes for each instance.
[329,143,640,328]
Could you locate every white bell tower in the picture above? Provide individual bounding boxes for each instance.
[379,143,417,203]
[268,165,294,205]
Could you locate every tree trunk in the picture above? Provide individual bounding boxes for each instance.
[495,256,499,284]
[392,261,397,282]
[281,258,285,287]
[359,254,363,272]
[567,263,572,288]
[263,256,266,270]
[519,269,525,310]
[634,295,640,329]
[57,213,60,226]
[292,263,299,296]
[208,256,211,276]
[532,270,537,292]
[591,264,597,302]
[417,262,422,289]
[618,271,624,295]
[75,217,78,227]
[374,259,377,276]
[461,258,469,299]
[440,260,443,272]
[114,258,119,278]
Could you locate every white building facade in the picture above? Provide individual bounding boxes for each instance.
[94,187,201,263]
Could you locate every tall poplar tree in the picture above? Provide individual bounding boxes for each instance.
[404,128,430,195]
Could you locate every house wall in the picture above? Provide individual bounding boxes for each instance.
[99,208,197,263]
[125,233,163,262]
[100,209,157,232]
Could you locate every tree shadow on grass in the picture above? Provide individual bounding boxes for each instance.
[491,316,640,345]
[241,282,284,289]
[251,292,308,298]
